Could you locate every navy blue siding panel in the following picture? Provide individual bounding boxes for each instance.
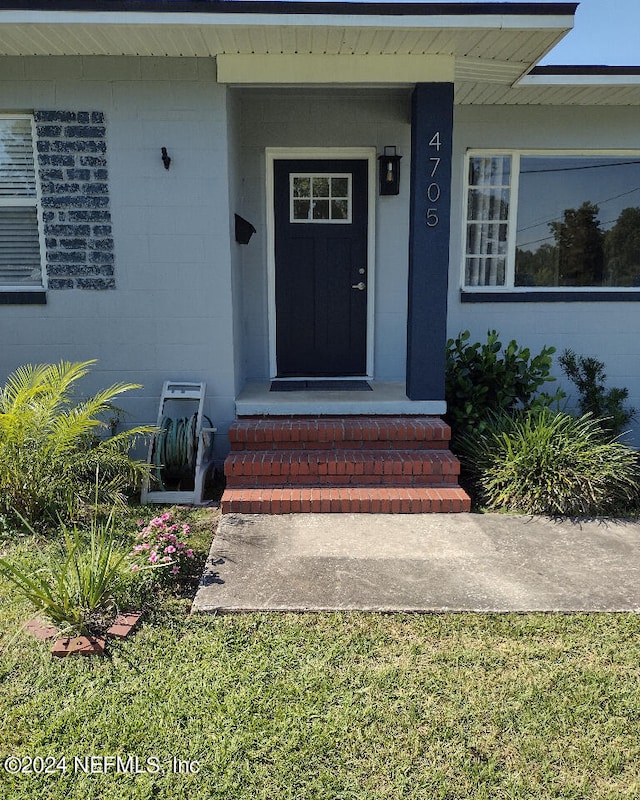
[406,83,454,402]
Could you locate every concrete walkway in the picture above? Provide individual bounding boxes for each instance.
[192,513,640,613]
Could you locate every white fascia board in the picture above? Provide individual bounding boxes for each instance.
[0,10,576,31]
[518,73,640,86]
[217,53,454,84]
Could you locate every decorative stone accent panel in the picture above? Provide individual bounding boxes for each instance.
[34,111,115,290]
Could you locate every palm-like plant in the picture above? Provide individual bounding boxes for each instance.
[0,360,153,525]
[0,509,129,634]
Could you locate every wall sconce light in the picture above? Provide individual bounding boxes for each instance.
[378,146,401,196]
[161,147,171,170]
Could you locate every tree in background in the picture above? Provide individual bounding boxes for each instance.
[604,206,640,286]
[549,201,605,286]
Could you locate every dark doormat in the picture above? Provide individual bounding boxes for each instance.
[270,380,372,392]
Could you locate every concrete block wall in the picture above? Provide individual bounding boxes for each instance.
[0,56,237,462]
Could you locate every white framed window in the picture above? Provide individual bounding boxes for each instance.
[290,174,352,223]
[0,115,44,289]
[464,150,640,291]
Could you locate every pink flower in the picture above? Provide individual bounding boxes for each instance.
[130,512,197,581]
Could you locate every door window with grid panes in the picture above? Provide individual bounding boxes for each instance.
[290,174,352,223]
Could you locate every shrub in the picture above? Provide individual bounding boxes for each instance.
[457,408,640,517]
[559,349,635,439]
[0,360,153,526]
[0,509,129,634]
[445,330,561,446]
[128,512,196,587]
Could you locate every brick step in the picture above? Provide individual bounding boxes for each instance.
[229,416,451,451]
[225,449,460,488]
[226,474,460,488]
[222,415,470,514]
[221,487,471,514]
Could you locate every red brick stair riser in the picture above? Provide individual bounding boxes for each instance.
[221,487,471,514]
[228,417,451,450]
[226,448,460,472]
[224,449,460,483]
[231,439,450,451]
[225,474,461,488]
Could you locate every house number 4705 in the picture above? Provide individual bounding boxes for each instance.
[426,132,442,228]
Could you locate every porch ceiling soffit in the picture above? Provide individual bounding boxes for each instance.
[456,69,640,105]
[0,10,573,74]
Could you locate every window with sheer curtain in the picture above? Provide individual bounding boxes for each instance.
[0,116,44,289]
[464,151,640,291]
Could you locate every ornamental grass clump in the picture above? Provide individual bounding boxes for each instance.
[129,512,195,585]
[458,408,640,517]
[0,509,129,635]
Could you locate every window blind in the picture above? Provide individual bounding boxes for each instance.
[0,117,42,287]
[0,208,42,285]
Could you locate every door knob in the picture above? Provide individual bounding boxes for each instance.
[351,282,366,291]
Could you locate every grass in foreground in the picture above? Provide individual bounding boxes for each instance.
[0,512,639,799]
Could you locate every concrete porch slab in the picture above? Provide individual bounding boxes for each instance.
[192,512,640,613]
[235,381,446,416]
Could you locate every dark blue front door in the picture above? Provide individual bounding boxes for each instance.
[274,159,368,377]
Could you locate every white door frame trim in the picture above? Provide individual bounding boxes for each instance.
[265,146,377,380]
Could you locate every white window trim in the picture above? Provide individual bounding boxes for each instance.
[289,173,352,224]
[0,114,46,292]
[462,148,640,294]
[265,147,376,381]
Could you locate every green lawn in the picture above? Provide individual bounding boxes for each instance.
[1,509,639,799]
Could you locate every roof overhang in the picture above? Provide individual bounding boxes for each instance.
[458,65,640,105]
[0,1,577,88]
[2,2,638,104]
